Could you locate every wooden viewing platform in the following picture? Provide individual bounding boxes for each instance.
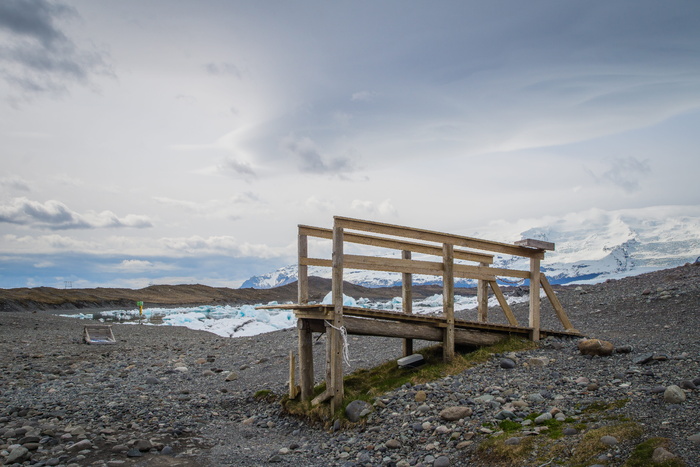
[275,216,581,412]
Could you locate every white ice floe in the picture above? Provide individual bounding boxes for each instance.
[60,291,531,338]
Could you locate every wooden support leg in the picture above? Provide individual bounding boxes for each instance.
[298,319,314,400]
[477,269,489,323]
[443,244,455,362]
[402,250,413,357]
[529,257,541,341]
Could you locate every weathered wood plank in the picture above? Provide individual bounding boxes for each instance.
[298,233,309,304]
[289,351,300,399]
[340,316,503,346]
[334,216,545,259]
[297,319,314,400]
[330,222,345,411]
[515,238,555,251]
[488,281,519,326]
[402,250,413,357]
[443,243,455,362]
[540,275,577,332]
[299,224,495,264]
[529,257,541,341]
[477,262,489,323]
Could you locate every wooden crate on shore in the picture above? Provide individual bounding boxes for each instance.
[83,325,116,345]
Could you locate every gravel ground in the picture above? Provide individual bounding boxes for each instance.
[1,263,699,466]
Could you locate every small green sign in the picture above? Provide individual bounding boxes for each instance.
[137,301,144,307]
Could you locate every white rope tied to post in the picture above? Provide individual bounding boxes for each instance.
[325,320,351,367]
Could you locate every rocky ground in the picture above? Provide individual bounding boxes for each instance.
[1,263,699,466]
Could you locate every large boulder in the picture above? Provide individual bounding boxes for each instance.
[578,338,615,356]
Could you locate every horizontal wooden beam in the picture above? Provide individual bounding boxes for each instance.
[334,217,544,259]
[299,225,494,264]
[303,316,504,346]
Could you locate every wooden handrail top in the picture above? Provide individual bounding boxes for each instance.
[333,216,546,259]
[299,225,494,264]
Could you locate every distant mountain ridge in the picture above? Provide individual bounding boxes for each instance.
[240,207,700,289]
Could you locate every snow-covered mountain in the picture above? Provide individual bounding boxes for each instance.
[240,207,700,289]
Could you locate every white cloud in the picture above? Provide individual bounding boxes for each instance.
[305,195,334,212]
[0,197,153,230]
[0,175,30,192]
[110,259,177,273]
[281,133,354,175]
[351,90,376,102]
[351,199,397,217]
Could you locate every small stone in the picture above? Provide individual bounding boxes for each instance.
[161,445,174,455]
[111,444,129,453]
[440,406,472,421]
[67,439,92,452]
[145,376,160,385]
[417,403,431,413]
[688,433,700,444]
[652,447,676,462]
[504,437,521,445]
[534,413,552,424]
[600,435,618,446]
[225,372,238,381]
[386,439,401,449]
[433,455,450,467]
[415,390,427,402]
[345,400,373,423]
[133,439,152,452]
[527,357,548,367]
[500,358,516,369]
[615,345,633,353]
[680,380,697,390]
[6,446,29,463]
[633,353,654,365]
[127,448,144,457]
[578,338,614,356]
[663,385,686,404]
[563,427,578,436]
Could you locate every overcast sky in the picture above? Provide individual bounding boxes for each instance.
[1,0,699,289]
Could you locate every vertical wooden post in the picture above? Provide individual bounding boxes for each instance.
[329,222,345,412]
[529,256,541,341]
[402,250,413,357]
[442,243,455,362]
[297,231,313,400]
[477,262,489,322]
[298,232,309,304]
[298,320,314,400]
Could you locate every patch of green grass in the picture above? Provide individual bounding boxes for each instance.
[581,398,629,413]
[625,438,686,467]
[498,419,522,433]
[282,336,536,423]
[253,389,276,402]
[477,432,538,466]
[569,422,644,465]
